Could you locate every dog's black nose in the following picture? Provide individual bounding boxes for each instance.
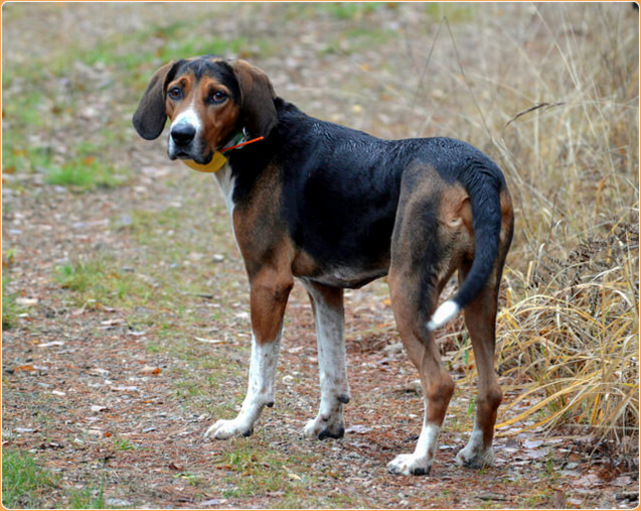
[171,124,196,146]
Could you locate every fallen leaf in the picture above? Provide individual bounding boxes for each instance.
[612,475,633,487]
[14,427,36,433]
[14,365,35,372]
[140,366,161,375]
[98,318,126,329]
[199,499,226,506]
[523,447,549,459]
[37,341,65,348]
[194,337,226,344]
[16,297,38,306]
[91,405,108,413]
[346,424,372,434]
[550,489,566,508]
[574,473,603,487]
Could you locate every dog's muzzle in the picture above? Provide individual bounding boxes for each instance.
[170,124,196,147]
[168,121,211,164]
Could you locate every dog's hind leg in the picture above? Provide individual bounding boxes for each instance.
[455,251,510,467]
[386,270,455,476]
[302,281,350,440]
[454,274,501,468]
[453,264,502,468]
[385,168,465,475]
[456,189,512,468]
[205,268,293,439]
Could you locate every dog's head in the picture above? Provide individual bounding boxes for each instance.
[133,56,277,165]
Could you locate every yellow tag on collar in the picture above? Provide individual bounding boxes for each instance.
[182,151,228,173]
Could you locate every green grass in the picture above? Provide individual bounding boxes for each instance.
[55,256,152,306]
[2,90,45,127]
[3,134,128,192]
[217,440,320,502]
[423,3,474,23]
[124,207,185,246]
[44,158,125,191]
[112,436,136,452]
[2,450,113,509]
[69,483,106,509]
[2,276,22,330]
[2,450,59,508]
[317,2,381,20]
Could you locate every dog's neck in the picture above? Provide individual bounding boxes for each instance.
[213,161,236,215]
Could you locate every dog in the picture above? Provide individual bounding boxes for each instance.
[133,56,514,476]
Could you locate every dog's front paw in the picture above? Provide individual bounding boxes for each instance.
[303,414,345,440]
[387,453,432,476]
[204,419,253,440]
[455,445,494,469]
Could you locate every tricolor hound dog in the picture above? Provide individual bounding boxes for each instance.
[133,56,514,476]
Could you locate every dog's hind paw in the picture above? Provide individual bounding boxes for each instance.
[387,454,432,476]
[204,419,253,440]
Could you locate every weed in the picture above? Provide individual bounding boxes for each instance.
[2,450,59,508]
[318,2,380,20]
[2,277,22,330]
[174,471,206,487]
[55,256,152,307]
[215,440,316,500]
[112,436,136,451]
[2,90,45,127]
[424,3,474,23]
[45,158,125,191]
[69,482,105,509]
[467,395,477,417]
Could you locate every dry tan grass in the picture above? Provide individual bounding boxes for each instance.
[426,4,640,449]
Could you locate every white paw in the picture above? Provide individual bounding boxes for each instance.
[303,414,345,440]
[455,445,494,469]
[387,453,432,476]
[204,418,253,440]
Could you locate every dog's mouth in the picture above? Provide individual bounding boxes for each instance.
[168,146,214,166]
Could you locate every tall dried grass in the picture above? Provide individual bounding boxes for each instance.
[409,4,639,450]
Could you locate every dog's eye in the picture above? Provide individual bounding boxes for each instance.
[168,87,183,100]
[208,90,228,105]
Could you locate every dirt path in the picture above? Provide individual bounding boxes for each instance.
[2,3,638,509]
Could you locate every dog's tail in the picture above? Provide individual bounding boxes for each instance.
[427,160,504,331]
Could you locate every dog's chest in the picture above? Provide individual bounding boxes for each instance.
[214,164,236,214]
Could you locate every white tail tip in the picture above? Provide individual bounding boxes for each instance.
[427,300,460,331]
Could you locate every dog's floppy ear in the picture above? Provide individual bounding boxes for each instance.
[232,60,277,139]
[132,61,179,140]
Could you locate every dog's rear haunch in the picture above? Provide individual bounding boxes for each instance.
[133,56,514,476]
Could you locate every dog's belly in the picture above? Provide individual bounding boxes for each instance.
[304,264,389,289]
[289,211,394,289]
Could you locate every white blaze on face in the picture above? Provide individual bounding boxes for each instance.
[168,98,202,153]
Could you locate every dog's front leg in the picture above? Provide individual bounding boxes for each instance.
[302,282,350,439]
[205,270,293,439]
